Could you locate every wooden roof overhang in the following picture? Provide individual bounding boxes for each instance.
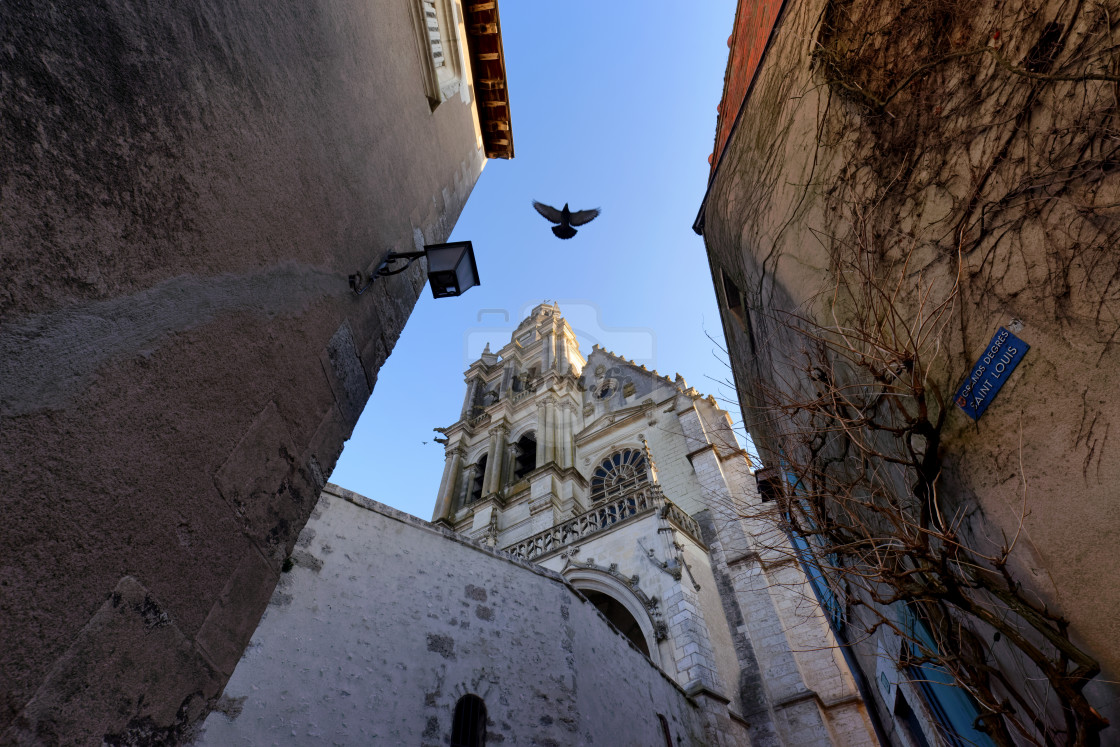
[463,1,514,159]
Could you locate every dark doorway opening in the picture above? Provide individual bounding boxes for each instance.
[583,589,650,657]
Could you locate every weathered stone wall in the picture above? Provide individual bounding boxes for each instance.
[700,0,1120,740]
[0,2,486,740]
[196,485,722,746]
[687,402,876,747]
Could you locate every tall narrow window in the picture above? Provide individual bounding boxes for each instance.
[755,466,784,503]
[513,433,537,480]
[657,714,673,747]
[894,692,933,747]
[468,454,487,504]
[422,0,445,69]
[781,461,845,631]
[720,268,756,353]
[451,694,487,747]
[722,269,745,325]
[409,0,465,108]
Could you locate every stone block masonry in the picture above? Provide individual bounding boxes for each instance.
[196,485,743,746]
[0,0,490,739]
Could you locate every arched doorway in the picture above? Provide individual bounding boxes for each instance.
[583,589,650,657]
[564,568,662,666]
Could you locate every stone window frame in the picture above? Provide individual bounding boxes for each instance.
[409,0,469,109]
[594,378,618,400]
[719,266,756,353]
[463,452,488,505]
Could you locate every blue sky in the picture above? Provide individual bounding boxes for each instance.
[330,2,743,518]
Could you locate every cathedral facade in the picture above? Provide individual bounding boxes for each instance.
[197,305,876,746]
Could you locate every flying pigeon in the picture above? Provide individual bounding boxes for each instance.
[532,201,601,239]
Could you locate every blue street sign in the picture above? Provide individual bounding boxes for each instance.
[954,327,1030,420]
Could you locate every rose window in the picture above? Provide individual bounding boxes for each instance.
[589,448,649,503]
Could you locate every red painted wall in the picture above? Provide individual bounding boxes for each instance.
[711,0,786,172]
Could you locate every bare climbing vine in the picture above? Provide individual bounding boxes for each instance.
[715,0,1120,743]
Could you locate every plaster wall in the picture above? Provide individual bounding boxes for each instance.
[0,1,487,740]
[196,485,728,747]
[700,0,1120,738]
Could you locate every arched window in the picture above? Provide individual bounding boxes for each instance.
[451,694,487,747]
[467,454,487,504]
[512,433,537,480]
[470,383,498,416]
[589,448,648,503]
[658,714,673,747]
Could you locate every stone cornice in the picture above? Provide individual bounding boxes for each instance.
[574,396,671,445]
[685,444,717,464]
[513,462,588,491]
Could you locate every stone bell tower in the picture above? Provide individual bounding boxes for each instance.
[431,303,878,746]
[432,301,588,539]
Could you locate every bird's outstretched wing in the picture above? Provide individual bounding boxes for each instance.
[532,200,563,224]
[569,207,601,226]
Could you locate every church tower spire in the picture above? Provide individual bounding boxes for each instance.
[433,302,586,530]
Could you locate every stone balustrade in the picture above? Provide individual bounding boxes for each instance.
[502,485,704,562]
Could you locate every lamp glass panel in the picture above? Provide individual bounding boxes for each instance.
[426,243,466,297]
[453,246,480,292]
[424,243,465,275]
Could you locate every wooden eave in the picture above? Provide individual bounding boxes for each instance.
[464,0,514,159]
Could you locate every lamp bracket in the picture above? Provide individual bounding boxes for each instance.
[349,251,427,295]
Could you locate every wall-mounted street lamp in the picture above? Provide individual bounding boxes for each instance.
[349,240,481,299]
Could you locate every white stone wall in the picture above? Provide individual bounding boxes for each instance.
[195,485,748,746]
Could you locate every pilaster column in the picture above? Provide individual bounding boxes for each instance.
[556,334,568,373]
[461,463,479,505]
[544,399,558,465]
[462,377,479,418]
[557,402,572,468]
[541,332,553,370]
[432,445,465,523]
[536,401,549,466]
[565,402,576,467]
[642,438,660,484]
[484,424,508,495]
[506,442,522,486]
